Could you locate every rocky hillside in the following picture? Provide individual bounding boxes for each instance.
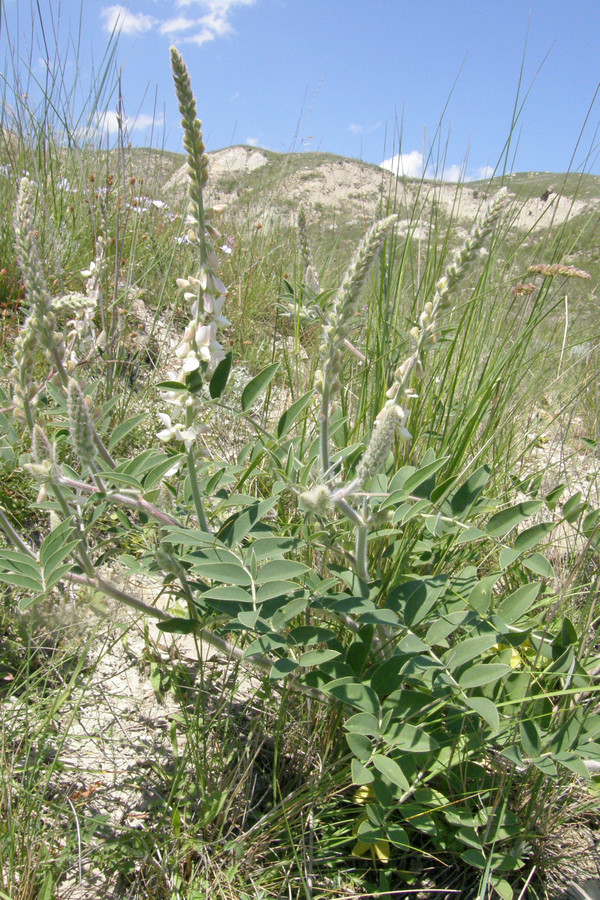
[159,144,598,237]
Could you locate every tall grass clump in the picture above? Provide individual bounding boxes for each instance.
[1,35,600,899]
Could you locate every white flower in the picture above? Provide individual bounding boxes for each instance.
[81,261,96,278]
[204,293,227,316]
[207,273,227,295]
[181,351,200,373]
[156,413,199,450]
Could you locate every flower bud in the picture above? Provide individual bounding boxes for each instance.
[299,485,332,516]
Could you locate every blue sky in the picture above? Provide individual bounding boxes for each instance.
[3,0,600,180]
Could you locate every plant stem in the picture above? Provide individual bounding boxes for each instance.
[186,447,210,533]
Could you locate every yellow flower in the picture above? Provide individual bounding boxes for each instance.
[352,813,390,863]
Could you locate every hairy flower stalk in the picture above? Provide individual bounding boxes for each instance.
[385,188,509,411]
[527,263,591,279]
[162,47,234,533]
[320,190,508,583]
[316,213,397,477]
[171,46,209,232]
[12,179,108,468]
[12,178,69,426]
[297,205,320,292]
[67,378,98,469]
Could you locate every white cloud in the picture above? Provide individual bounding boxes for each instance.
[380,150,425,179]
[380,151,496,183]
[100,0,257,46]
[94,110,164,137]
[101,5,156,35]
[438,163,465,183]
[160,16,197,34]
[474,165,495,181]
[246,136,259,146]
[348,121,381,137]
[171,0,258,46]
[100,1,257,46]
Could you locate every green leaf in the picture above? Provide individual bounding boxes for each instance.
[108,413,148,451]
[218,497,279,547]
[372,753,411,791]
[485,501,543,537]
[532,756,557,777]
[583,508,600,539]
[0,551,43,578]
[555,752,590,779]
[360,609,400,627]
[520,719,542,757]
[190,560,251,586]
[455,525,486,545]
[299,648,340,667]
[389,466,416,491]
[386,825,410,848]
[157,618,198,635]
[369,657,406,697]
[499,547,521,568]
[237,610,261,629]
[256,580,302,603]
[0,572,43,593]
[346,732,373,761]
[468,573,502,614]
[241,362,280,411]
[202,586,253,605]
[143,454,185,487]
[545,483,566,510]
[513,521,554,552]
[491,878,514,900]
[459,663,512,689]
[523,552,555,579]
[270,658,298,680]
[325,678,381,714]
[426,610,471,646]
[345,713,381,736]
[41,541,79,585]
[460,848,487,869]
[277,390,315,439]
[450,465,492,516]
[39,520,77,570]
[496,582,540,625]
[399,498,433,523]
[247,536,299,561]
[156,380,189,392]
[465,696,500,731]
[244,634,287,657]
[209,351,233,399]
[95,471,144,489]
[402,457,449,494]
[563,491,586,522]
[444,634,498,669]
[288,625,335,646]
[351,758,374,785]
[394,575,448,627]
[383,721,439,752]
[44,563,76,591]
[256,559,310,583]
[397,633,428,653]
